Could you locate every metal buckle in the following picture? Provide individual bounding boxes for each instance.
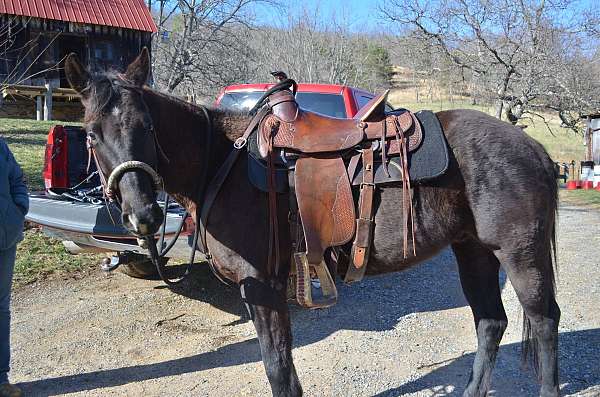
[234,137,247,149]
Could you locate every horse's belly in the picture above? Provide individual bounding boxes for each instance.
[362,183,467,275]
[366,241,448,275]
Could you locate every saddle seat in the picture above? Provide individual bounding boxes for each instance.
[258,90,421,158]
[257,90,363,157]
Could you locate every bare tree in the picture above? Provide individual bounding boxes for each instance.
[150,0,272,100]
[381,0,600,130]
[247,7,392,92]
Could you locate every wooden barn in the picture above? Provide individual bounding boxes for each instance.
[0,0,157,121]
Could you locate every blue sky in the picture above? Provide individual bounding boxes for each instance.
[252,0,598,33]
[253,0,392,33]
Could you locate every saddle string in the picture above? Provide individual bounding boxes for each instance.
[394,117,417,258]
[267,123,281,277]
[381,117,390,177]
[403,119,416,256]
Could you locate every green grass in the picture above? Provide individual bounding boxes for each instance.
[14,226,101,287]
[559,189,600,210]
[388,95,585,164]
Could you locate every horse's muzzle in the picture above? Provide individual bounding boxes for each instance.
[121,202,163,236]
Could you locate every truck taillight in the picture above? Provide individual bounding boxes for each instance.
[43,125,69,190]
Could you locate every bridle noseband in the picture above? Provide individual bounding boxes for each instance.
[105,160,163,199]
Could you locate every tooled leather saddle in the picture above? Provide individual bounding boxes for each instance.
[236,76,428,309]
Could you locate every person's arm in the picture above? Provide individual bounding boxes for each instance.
[5,142,29,216]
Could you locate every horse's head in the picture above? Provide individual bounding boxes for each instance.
[65,48,163,236]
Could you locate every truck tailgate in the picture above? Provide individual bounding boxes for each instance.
[26,194,186,237]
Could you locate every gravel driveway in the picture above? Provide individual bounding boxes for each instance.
[9,203,600,396]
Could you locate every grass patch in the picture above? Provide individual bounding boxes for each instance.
[559,189,600,210]
[388,91,585,164]
[14,226,102,287]
[0,118,81,191]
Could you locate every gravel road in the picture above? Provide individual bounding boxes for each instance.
[9,203,600,396]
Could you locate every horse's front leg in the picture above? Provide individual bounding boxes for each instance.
[240,276,302,397]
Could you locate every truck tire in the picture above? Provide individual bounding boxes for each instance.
[119,257,165,279]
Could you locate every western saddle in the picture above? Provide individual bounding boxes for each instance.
[236,76,421,309]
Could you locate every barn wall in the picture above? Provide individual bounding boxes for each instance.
[0,99,83,122]
[0,15,153,88]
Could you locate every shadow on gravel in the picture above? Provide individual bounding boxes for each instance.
[170,248,506,339]
[17,338,263,396]
[17,328,599,396]
[372,327,600,397]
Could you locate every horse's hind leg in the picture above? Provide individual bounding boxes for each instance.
[495,248,560,397]
[240,277,302,397]
[452,239,508,397]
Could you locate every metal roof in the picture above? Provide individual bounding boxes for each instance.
[0,0,157,33]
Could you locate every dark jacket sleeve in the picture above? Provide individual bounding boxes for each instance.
[6,142,29,215]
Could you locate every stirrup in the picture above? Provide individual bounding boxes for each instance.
[294,253,338,309]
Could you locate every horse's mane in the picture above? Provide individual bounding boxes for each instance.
[83,71,250,141]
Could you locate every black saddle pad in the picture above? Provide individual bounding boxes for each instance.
[247,128,290,193]
[350,110,449,185]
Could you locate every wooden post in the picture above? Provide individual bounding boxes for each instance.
[587,124,593,162]
[44,83,52,121]
[36,96,43,121]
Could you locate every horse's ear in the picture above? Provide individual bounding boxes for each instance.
[64,53,90,94]
[124,47,150,86]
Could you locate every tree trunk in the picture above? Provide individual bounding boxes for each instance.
[494,99,504,120]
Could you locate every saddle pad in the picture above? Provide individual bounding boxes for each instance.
[247,128,292,193]
[351,110,449,185]
[247,152,289,193]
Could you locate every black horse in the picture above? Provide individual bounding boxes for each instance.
[64,49,560,397]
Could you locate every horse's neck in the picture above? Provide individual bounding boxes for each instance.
[141,88,235,212]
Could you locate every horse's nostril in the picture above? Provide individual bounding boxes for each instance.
[121,205,162,236]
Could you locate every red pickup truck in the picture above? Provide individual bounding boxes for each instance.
[26,83,385,277]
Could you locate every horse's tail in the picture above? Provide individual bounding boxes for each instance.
[521,157,558,380]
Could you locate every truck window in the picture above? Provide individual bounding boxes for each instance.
[357,94,395,112]
[295,93,346,118]
[356,95,373,110]
[219,92,347,118]
[218,91,265,112]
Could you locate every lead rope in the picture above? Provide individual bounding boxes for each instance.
[87,138,119,226]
